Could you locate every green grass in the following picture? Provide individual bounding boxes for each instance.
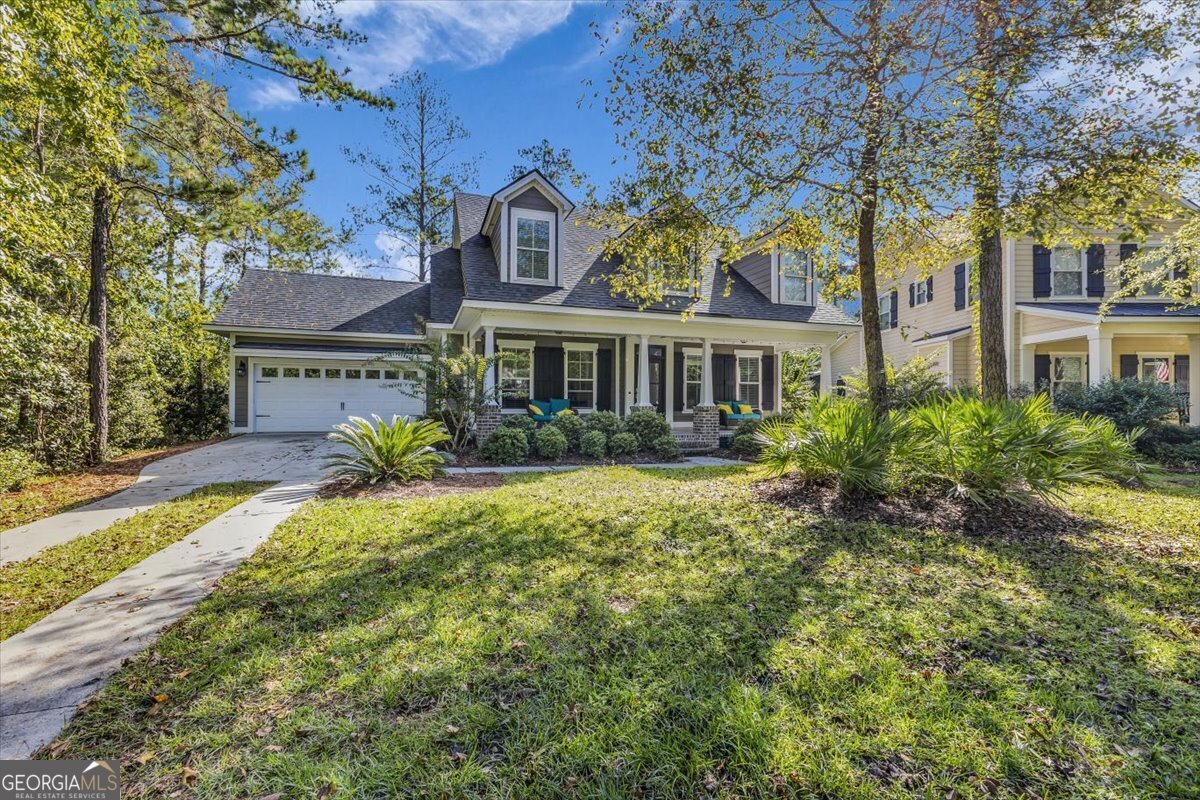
[0,481,271,639]
[46,468,1199,798]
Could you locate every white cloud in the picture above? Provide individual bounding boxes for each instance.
[340,1,581,88]
[248,79,302,109]
[374,230,423,280]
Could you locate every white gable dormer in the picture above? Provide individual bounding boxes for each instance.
[480,170,574,287]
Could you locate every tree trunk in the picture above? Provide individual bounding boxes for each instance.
[972,0,1008,401]
[87,184,110,464]
[855,0,889,413]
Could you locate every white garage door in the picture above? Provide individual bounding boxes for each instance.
[253,359,425,433]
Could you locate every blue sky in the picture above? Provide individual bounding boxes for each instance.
[219,1,621,280]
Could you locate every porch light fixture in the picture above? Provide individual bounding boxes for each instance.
[236,361,247,378]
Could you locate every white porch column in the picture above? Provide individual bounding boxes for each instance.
[819,344,833,396]
[1087,330,1113,386]
[482,326,497,399]
[636,333,651,407]
[1020,344,1036,387]
[1189,334,1200,427]
[700,338,714,406]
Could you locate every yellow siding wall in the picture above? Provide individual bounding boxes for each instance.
[878,262,974,378]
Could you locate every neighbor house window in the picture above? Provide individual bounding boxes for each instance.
[499,344,534,402]
[914,278,929,306]
[1051,355,1085,395]
[779,249,812,304]
[878,293,892,330]
[683,351,703,410]
[1140,354,1172,384]
[736,353,761,407]
[1051,246,1084,297]
[260,366,278,378]
[1139,246,1176,297]
[512,210,554,282]
[564,344,596,409]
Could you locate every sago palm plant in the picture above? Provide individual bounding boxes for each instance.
[326,415,451,485]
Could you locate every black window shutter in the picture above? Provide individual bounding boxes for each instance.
[673,350,684,412]
[597,348,613,411]
[889,290,899,328]
[533,346,564,404]
[1119,243,1138,290]
[1119,354,1138,380]
[713,353,736,402]
[762,354,775,411]
[1033,245,1052,298]
[1174,355,1188,386]
[954,262,966,310]
[1086,244,1105,297]
[908,282,915,307]
[1034,354,1050,391]
[926,275,934,301]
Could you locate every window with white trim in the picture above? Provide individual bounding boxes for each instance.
[683,351,703,410]
[779,249,812,305]
[1051,354,1085,395]
[498,344,534,402]
[1139,246,1176,297]
[1051,246,1084,298]
[878,293,892,330]
[1140,353,1172,384]
[564,344,596,409]
[913,279,929,306]
[736,353,761,407]
[512,210,554,283]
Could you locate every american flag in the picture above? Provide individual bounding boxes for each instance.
[1155,359,1171,383]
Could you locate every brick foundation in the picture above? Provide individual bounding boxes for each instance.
[691,404,719,449]
[629,404,657,414]
[475,403,502,445]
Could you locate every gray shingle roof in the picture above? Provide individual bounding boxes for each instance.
[452,192,857,326]
[1017,301,1200,317]
[213,269,429,335]
[428,246,465,324]
[915,325,973,342]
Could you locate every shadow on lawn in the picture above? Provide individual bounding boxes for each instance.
[47,469,1200,798]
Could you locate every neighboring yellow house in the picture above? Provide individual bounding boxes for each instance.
[863,208,1200,424]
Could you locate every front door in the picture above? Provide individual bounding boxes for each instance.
[648,345,666,411]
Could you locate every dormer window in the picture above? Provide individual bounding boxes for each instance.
[511,208,555,284]
[780,249,813,304]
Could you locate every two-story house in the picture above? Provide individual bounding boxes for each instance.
[206,170,859,446]
[870,206,1200,424]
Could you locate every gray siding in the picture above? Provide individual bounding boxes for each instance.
[730,250,773,299]
[669,342,774,422]
[234,357,248,427]
[509,186,559,212]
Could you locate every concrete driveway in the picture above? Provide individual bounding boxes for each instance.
[1,434,335,564]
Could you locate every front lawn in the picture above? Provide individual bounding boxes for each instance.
[0,438,227,531]
[46,469,1199,798]
[0,481,270,639]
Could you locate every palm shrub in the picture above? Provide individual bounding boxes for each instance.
[535,426,569,460]
[580,429,608,459]
[326,415,451,485]
[481,427,529,465]
[905,394,1148,506]
[754,398,903,497]
[624,409,671,449]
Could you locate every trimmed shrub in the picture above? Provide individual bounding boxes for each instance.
[0,448,44,492]
[535,426,569,460]
[624,409,671,449]
[580,430,608,459]
[1135,424,1200,469]
[481,426,529,465]
[582,410,622,438]
[609,431,639,457]
[326,415,451,484]
[549,413,585,450]
[649,434,681,461]
[500,414,538,447]
[731,417,764,458]
[1052,377,1178,432]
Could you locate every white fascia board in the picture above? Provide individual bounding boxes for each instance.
[1019,325,1097,346]
[204,324,424,343]
[915,328,973,347]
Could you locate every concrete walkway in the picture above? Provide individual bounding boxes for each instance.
[1,435,334,565]
[0,480,319,759]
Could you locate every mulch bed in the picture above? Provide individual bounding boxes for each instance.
[453,453,682,468]
[753,477,1094,537]
[318,473,505,500]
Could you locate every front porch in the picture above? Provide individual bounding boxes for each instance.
[442,305,846,449]
[1016,310,1199,424]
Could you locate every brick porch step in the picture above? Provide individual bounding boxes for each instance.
[672,430,718,454]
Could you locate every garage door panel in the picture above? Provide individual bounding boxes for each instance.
[253,359,423,432]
